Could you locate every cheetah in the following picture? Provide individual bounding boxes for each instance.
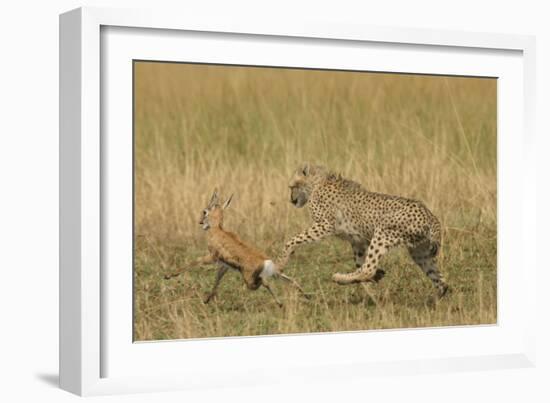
[276,163,448,298]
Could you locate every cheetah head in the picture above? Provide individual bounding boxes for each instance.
[288,163,324,208]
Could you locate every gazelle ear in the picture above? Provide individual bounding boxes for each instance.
[301,163,310,176]
[222,194,234,210]
[208,189,219,207]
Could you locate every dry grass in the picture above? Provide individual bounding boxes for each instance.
[133,62,497,341]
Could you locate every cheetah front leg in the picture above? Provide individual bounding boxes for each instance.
[279,273,311,299]
[275,221,333,271]
[262,280,283,308]
[334,231,399,285]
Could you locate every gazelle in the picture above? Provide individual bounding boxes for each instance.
[164,190,309,307]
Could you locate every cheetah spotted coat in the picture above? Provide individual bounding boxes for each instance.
[277,164,448,298]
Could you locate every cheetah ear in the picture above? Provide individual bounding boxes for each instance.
[222,193,234,210]
[301,163,310,176]
[208,189,219,207]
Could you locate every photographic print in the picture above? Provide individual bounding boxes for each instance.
[133,62,496,341]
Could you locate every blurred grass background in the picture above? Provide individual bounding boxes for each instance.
[134,62,496,341]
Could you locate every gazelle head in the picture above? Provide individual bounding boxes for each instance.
[199,189,233,230]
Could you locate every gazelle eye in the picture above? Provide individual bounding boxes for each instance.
[203,210,208,216]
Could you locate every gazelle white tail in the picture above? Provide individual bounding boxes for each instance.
[260,260,277,279]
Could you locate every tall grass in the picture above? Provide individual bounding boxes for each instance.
[134,62,496,341]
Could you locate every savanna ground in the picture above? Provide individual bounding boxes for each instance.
[134,62,496,341]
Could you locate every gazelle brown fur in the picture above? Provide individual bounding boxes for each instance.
[164,190,308,307]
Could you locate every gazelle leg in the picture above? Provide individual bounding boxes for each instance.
[262,281,283,308]
[204,265,229,304]
[279,273,310,299]
[164,254,215,280]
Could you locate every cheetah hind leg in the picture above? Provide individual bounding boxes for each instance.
[409,245,449,299]
[372,268,386,282]
[333,268,385,285]
[333,236,393,285]
[350,241,385,284]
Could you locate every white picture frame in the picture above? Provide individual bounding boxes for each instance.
[59,6,537,396]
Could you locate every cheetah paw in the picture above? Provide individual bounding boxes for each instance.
[373,269,385,282]
[332,272,364,285]
[332,269,385,285]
